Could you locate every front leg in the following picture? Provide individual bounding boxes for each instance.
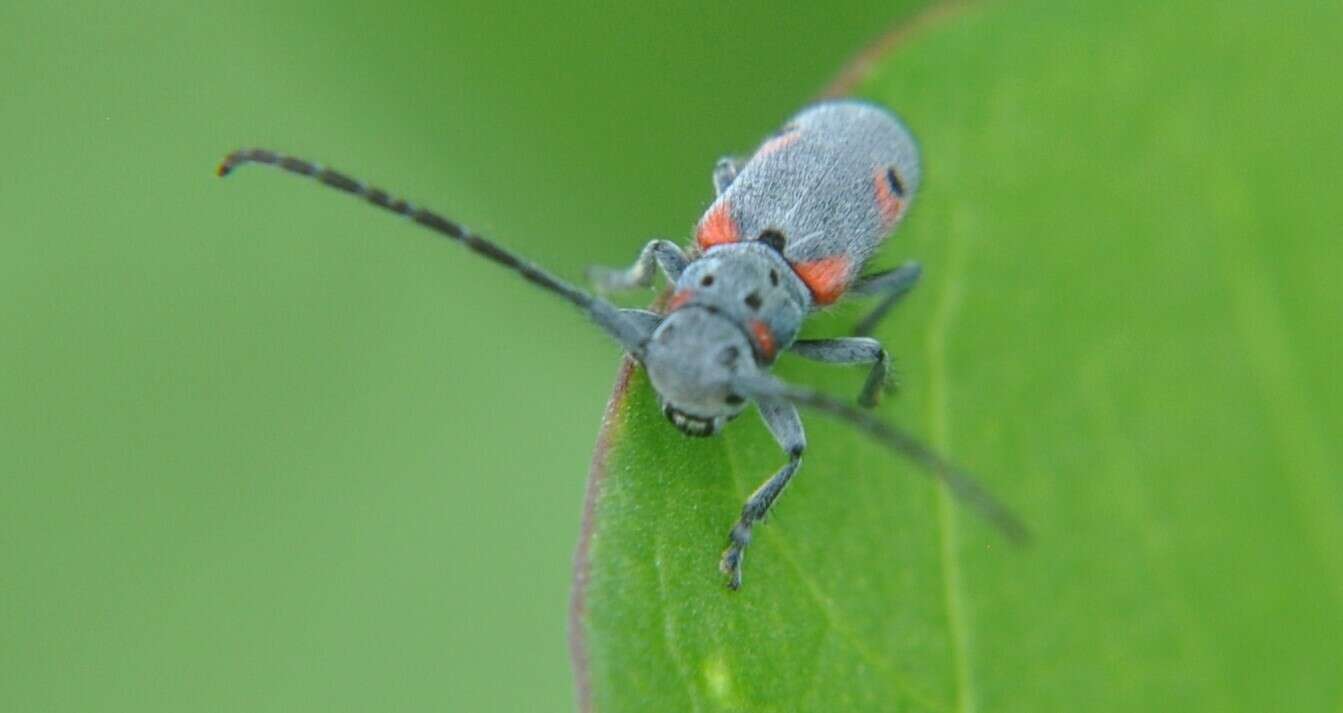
[586,239,689,294]
[789,337,890,408]
[720,398,805,590]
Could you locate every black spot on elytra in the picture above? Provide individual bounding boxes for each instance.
[757,230,786,253]
[743,291,762,311]
[700,274,715,287]
[886,167,905,197]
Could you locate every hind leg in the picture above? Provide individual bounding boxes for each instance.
[849,262,922,336]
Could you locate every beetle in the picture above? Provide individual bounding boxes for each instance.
[218,100,1027,590]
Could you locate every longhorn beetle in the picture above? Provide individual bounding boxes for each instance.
[218,100,1027,590]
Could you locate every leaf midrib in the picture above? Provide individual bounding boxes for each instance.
[928,210,975,713]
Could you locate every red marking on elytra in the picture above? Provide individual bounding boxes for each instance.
[793,255,852,305]
[874,167,905,226]
[696,201,739,250]
[667,290,695,311]
[755,129,800,158]
[749,319,777,361]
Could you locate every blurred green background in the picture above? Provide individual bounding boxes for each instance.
[0,1,921,710]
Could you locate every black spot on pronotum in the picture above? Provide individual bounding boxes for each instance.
[743,291,762,310]
[701,274,715,287]
[758,230,786,252]
[885,167,905,197]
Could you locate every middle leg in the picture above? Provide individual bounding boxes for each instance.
[789,337,890,408]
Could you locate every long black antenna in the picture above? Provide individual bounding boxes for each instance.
[216,149,650,352]
[741,374,1030,544]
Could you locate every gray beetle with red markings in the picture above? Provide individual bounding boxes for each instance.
[218,100,1026,590]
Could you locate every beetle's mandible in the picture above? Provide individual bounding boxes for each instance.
[218,100,1027,590]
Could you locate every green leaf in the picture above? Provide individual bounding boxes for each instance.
[571,1,1343,711]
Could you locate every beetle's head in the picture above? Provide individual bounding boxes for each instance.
[643,307,757,437]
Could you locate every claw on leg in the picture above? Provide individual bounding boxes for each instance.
[720,523,752,590]
[720,546,744,590]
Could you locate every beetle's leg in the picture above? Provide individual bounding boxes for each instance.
[587,239,689,294]
[789,337,890,408]
[713,156,745,196]
[720,398,806,590]
[848,261,922,337]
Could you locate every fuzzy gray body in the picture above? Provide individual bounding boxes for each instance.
[705,101,921,288]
